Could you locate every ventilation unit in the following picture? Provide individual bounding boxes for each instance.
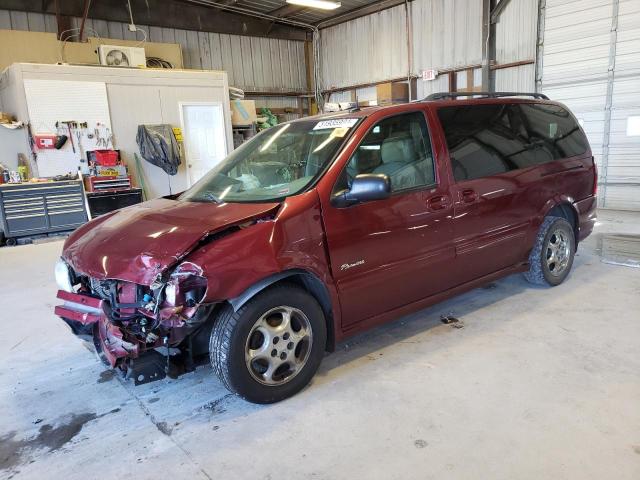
[98,45,146,68]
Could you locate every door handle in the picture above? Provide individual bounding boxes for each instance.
[427,195,449,210]
[460,189,478,203]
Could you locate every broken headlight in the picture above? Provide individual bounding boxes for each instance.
[55,258,75,293]
[163,262,207,308]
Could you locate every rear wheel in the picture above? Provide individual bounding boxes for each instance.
[210,284,326,403]
[524,216,575,286]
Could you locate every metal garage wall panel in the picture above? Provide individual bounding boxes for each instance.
[609,0,640,208]
[319,5,408,89]
[491,0,536,102]
[327,91,351,103]
[416,75,450,99]
[0,10,10,29]
[616,0,640,76]
[411,0,483,74]
[0,9,307,93]
[319,0,483,91]
[543,0,613,85]
[327,85,378,103]
[495,0,537,63]
[601,186,640,210]
[541,0,640,210]
[609,74,640,197]
[495,64,535,91]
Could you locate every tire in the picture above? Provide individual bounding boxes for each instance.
[210,284,327,404]
[524,216,575,286]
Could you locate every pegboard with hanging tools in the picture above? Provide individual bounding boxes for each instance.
[23,79,114,178]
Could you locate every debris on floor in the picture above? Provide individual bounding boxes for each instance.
[440,314,464,328]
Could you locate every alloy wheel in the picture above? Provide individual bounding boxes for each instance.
[545,229,571,276]
[244,306,313,386]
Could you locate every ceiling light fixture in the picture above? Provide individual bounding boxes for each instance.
[286,0,341,10]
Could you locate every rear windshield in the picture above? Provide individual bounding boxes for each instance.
[437,103,589,182]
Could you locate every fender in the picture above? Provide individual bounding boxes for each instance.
[228,268,340,351]
[229,269,305,311]
[527,194,580,248]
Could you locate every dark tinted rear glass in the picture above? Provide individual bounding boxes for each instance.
[438,103,589,182]
[519,103,589,160]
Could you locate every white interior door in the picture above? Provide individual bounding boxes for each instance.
[180,103,227,186]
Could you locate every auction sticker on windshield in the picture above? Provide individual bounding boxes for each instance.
[313,118,358,130]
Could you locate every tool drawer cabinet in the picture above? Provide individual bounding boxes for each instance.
[0,181,88,244]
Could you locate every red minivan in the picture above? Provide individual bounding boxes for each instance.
[55,92,597,403]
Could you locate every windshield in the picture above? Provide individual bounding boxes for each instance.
[179,118,359,203]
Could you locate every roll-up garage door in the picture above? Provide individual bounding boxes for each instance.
[539,0,640,210]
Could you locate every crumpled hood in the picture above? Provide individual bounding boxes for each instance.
[63,198,279,285]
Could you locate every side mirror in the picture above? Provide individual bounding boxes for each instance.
[332,173,391,208]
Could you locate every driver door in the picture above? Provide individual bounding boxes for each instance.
[320,111,456,328]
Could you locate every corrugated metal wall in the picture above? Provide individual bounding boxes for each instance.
[0,9,307,93]
[319,0,485,96]
[319,5,408,90]
[496,0,537,63]
[495,63,536,90]
[319,0,543,98]
[540,0,640,210]
[411,0,483,98]
[494,0,537,91]
[608,0,640,210]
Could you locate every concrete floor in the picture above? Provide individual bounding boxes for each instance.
[1,210,639,480]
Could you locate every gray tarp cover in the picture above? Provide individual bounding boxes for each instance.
[136,124,181,175]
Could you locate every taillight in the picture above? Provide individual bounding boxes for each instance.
[592,156,598,196]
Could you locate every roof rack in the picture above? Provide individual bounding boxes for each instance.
[423,91,549,101]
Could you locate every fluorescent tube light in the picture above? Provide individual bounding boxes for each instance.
[286,0,341,10]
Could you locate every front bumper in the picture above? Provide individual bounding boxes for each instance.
[55,290,139,367]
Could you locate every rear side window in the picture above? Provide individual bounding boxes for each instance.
[519,103,588,160]
[438,103,588,182]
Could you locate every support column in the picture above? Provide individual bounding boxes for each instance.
[601,0,620,208]
[534,0,546,92]
[481,0,496,91]
[304,39,318,115]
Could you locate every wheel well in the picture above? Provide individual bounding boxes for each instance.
[228,271,336,352]
[548,203,579,243]
[272,274,336,352]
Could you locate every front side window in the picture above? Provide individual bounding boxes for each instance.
[180,118,359,203]
[334,111,435,193]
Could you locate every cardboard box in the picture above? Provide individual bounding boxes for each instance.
[230,100,257,126]
[0,112,14,124]
[376,82,409,105]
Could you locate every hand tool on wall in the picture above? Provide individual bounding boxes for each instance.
[58,121,77,153]
[54,135,68,149]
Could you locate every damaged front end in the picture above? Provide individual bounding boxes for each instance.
[54,258,213,385]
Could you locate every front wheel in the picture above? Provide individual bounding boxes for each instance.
[210,284,326,403]
[524,216,575,286]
